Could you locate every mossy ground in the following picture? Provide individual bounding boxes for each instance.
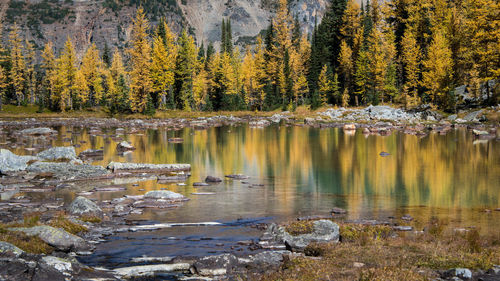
[262,219,500,281]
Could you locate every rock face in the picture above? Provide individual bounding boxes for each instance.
[144,190,186,200]
[27,162,109,181]
[9,226,89,252]
[107,162,191,173]
[37,147,77,161]
[261,220,340,252]
[68,196,103,218]
[0,149,38,173]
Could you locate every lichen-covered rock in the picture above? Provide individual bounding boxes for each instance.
[0,149,38,173]
[0,241,24,257]
[68,196,103,218]
[9,226,89,252]
[114,263,190,278]
[143,190,185,200]
[37,147,77,161]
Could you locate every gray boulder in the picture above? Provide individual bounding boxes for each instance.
[192,253,239,276]
[37,147,77,161]
[68,196,103,218]
[0,149,38,173]
[144,190,185,200]
[9,226,89,252]
[263,220,340,252]
[0,241,24,257]
[107,162,190,173]
[443,268,473,280]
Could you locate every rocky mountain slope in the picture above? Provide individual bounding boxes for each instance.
[0,0,327,57]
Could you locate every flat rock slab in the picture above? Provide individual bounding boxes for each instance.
[9,225,89,252]
[19,127,57,135]
[107,162,191,173]
[27,162,110,181]
[114,263,191,278]
[144,190,186,200]
[225,174,249,180]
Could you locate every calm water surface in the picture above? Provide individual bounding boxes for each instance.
[10,124,500,267]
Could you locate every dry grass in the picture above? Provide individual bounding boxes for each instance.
[260,219,500,281]
[0,212,88,254]
[48,214,88,235]
[79,215,102,223]
[0,225,54,254]
[285,221,315,235]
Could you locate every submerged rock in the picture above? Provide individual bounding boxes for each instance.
[9,225,89,252]
[37,146,77,161]
[0,149,38,173]
[78,149,104,158]
[193,182,209,186]
[68,196,103,218]
[225,174,249,180]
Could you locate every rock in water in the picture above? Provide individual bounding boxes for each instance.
[116,141,135,152]
[225,174,249,180]
[27,162,109,181]
[331,207,347,214]
[9,226,89,252]
[193,182,209,186]
[144,190,185,200]
[37,147,77,161]
[19,127,57,135]
[205,176,222,182]
[107,162,190,173]
[68,196,103,218]
[0,149,38,173]
[379,151,390,157]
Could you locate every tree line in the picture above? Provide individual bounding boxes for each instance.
[0,0,498,114]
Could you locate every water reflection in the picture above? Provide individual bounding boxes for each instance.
[6,125,500,230]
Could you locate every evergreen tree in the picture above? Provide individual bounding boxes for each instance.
[102,42,111,67]
[175,29,197,110]
[354,50,371,104]
[151,35,175,109]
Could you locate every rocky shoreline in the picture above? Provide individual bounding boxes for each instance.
[0,105,498,280]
